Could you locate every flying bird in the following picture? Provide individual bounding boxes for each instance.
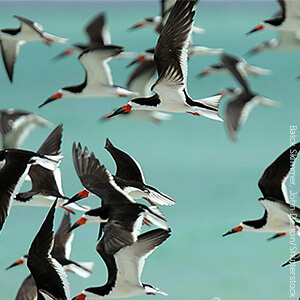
[0,109,52,149]
[219,53,279,141]
[0,148,60,232]
[223,143,300,237]
[246,0,300,34]
[106,0,222,122]
[69,142,169,254]
[39,45,138,108]
[0,15,68,82]
[6,212,95,278]
[27,200,71,300]
[72,228,170,299]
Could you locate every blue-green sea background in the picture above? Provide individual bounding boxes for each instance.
[0,1,299,299]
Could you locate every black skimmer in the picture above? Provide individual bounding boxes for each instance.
[13,124,89,213]
[0,148,60,232]
[0,15,68,82]
[106,0,222,122]
[53,12,134,62]
[245,31,300,58]
[39,45,138,108]
[7,212,95,278]
[27,199,71,300]
[197,54,272,79]
[246,0,300,34]
[72,228,170,300]
[282,253,300,267]
[66,138,175,206]
[102,49,171,123]
[0,109,52,149]
[223,142,300,237]
[103,53,171,123]
[53,12,111,60]
[220,53,279,141]
[104,138,174,206]
[106,43,222,123]
[128,0,204,35]
[221,87,279,142]
[68,142,169,254]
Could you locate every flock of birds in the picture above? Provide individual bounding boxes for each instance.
[0,0,300,299]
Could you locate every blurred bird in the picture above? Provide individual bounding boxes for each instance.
[245,31,300,57]
[128,0,204,35]
[53,11,134,62]
[246,0,300,34]
[218,53,279,141]
[0,109,52,150]
[197,54,272,79]
[0,15,68,82]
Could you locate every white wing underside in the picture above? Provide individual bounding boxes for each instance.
[260,200,294,231]
[79,51,113,86]
[114,237,160,288]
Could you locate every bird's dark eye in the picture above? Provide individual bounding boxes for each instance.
[145,18,153,22]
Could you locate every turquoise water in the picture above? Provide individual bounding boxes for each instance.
[0,1,299,299]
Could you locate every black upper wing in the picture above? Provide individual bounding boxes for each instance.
[258,142,300,202]
[85,12,107,45]
[37,124,63,155]
[27,199,70,300]
[154,0,196,77]
[105,138,145,183]
[72,142,133,207]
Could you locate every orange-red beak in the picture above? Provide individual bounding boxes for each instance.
[39,92,63,108]
[6,259,24,270]
[63,190,90,207]
[69,217,87,232]
[106,104,132,119]
[222,225,243,237]
[246,24,264,35]
[72,293,86,300]
[128,21,145,30]
[197,69,210,78]
[53,48,74,61]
